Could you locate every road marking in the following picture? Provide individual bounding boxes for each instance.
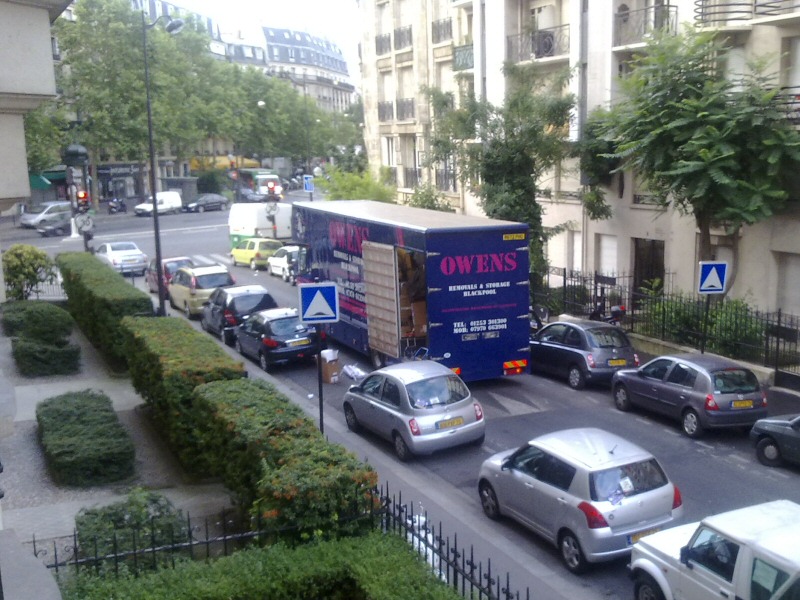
[483,391,544,416]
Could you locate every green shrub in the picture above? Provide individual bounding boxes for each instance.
[2,244,57,301]
[36,390,134,486]
[2,300,74,343]
[74,488,188,571]
[61,531,462,600]
[407,183,454,212]
[318,167,396,202]
[12,337,80,376]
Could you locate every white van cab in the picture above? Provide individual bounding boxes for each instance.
[134,191,182,216]
[227,202,291,247]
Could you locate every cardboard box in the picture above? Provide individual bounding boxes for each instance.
[411,300,427,334]
[319,349,341,383]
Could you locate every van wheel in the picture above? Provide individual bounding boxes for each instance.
[634,573,665,600]
[559,530,588,574]
[282,268,290,282]
[250,259,258,271]
[183,303,193,320]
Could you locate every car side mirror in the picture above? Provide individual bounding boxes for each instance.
[500,458,512,471]
[679,546,693,567]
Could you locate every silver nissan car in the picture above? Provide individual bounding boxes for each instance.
[478,428,683,574]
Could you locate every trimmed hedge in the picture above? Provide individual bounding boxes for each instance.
[2,300,74,343]
[120,316,246,471]
[193,379,377,534]
[61,531,461,600]
[36,391,135,486]
[12,337,81,377]
[56,252,154,371]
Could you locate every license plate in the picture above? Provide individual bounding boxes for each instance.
[288,338,310,347]
[628,528,660,545]
[731,400,753,409]
[608,359,627,367]
[435,417,464,430]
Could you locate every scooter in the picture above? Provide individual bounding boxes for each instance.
[107,198,127,214]
[588,302,626,326]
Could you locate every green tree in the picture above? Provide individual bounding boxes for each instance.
[2,245,57,301]
[318,167,395,201]
[24,103,69,173]
[407,183,453,212]
[425,64,575,272]
[594,27,800,290]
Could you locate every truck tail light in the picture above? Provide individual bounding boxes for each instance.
[704,395,719,411]
[473,402,484,421]
[408,418,421,436]
[586,354,597,368]
[261,337,280,348]
[672,486,683,510]
[577,502,608,529]
[503,360,527,375]
[223,309,237,326]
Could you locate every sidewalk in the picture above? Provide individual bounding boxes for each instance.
[0,327,234,543]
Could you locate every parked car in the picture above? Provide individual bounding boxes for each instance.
[477,427,683,574]
[238,188,267,203]
[168,265,235,318]
[230,237,284,270]
[20,201,72,229]
[145,256,194,298]
[266,245,299,283]
[234,307,321,371]
[342,361,485,461]
[36,210,72,237]
[612,354,768,438]
[183,193,228,213]
[750,413,800,468]
[94,241,148,276]
[529,320,639,389]
[200,284,277,345]
[134,191,182,216]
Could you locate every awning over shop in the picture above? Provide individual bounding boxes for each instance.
[41,167,68,182]
[29,174,52,190]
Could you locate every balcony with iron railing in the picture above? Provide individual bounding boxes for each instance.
[776,86,800,124]
[507,24,569,64]
[375,33,392,56]
[394,25,413,51]
[432,18,452,44]
[378,101,394,122]
[755,0,800,19]
[454,43,474,71]
[404,167,421,188]
[396,98,415,121]
[693,1,753,27]
[435,169,458,192]
[614,5,678,47]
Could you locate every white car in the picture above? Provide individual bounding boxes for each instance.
[266,245,299,283]
[95,241,148,276]
[134,191,182,216]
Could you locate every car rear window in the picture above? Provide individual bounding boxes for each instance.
[712,368,759,394]
[111,242,138,251]
[232,293,277,314]
[406,375,470,408]
[590,458,668,503]
[195,273,234,289]
[587,327,631,349]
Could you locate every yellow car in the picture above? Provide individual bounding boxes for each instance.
[230,237,284,270]
[168,265,236,318]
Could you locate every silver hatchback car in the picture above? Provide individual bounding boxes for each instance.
[343,361,485,461]
[478,428,683,574]
[611,353,767,438]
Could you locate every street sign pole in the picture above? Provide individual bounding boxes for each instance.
[316,324,324,434]
[697,261,729,354]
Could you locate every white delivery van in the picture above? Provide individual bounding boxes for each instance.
[134,191,183,216]
[227,202,291,248]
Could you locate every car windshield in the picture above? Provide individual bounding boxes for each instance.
[195,273,234,289]
[712,368,759,394]
[110,243,138,252]
[587,327,630,349]
[270,316,306,336]
[233,293,277,314]
[406,375,470,409]
[590,458,668,503]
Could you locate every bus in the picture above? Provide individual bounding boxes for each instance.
[237,168,283,199]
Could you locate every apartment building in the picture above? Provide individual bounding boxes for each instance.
[361,0,800,314]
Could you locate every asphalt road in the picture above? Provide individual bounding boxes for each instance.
[7,203,800,600]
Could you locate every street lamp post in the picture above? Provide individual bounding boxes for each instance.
[141,10,184,316]
[302,69,311,177]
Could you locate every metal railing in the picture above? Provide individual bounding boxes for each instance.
[614,5,677,47]
[507,24,570,64]
[454,43,474,71]
[378,100,394,122]
[435,168,458,192]
[375,33,392,56]
[396,97,415,120]
[31,486,531,599]
[404,167,421,188]
[394,25,413,50]
[776,86,800,124]
[432,17,453,44]
[755,0,800,17]
[694,0,753,26]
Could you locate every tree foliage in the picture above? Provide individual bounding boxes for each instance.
[2,244,57,301]
[593,27,800,285]
[317,167,395,202]
[424,65,575,272]
[407,183,454,212]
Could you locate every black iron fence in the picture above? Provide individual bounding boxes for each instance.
[432,17,453,44]
[31,485,530,599]
[378,100,394,122]
[614,4,677,47]
[454,43,474,71]
[507,24,570,63]
[396,97,416,120]
[394,25,413,51]
[375,33,392,56]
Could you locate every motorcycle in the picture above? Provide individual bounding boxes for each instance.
[588,302,626,326]
[107,198,127,214]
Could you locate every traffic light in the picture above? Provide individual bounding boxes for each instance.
[77,190,90,212]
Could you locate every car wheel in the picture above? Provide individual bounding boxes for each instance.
[250,259,258,271]
[681,408,703,438]
[756,437,783,467]
[234,338,244,355]
[198,206,205,213]
[282,268,289,282]
[221,202,228,211]
[183,303,193,320]
[613,384,631,411]
[259,352,270,372]
[169,294,177,309]
[393,433,412,462]
[634,573,666,600]
[222,330,235,347]
[478,482,501,520]
[344,403,361,433]
[559,530,588,574]
[53,226,66,236]
[200,316,209,332]
[567,365,586,390]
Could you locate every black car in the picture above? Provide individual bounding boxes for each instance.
[200,284,277,345]
[750,413,800,468]
[238,189,267,203]
[234,307,322,371]
[183,193,228,213]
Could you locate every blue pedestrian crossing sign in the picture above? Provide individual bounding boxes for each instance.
[303,175,314,192]
[299,282,339,324]
[698,261,728,295]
